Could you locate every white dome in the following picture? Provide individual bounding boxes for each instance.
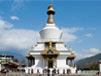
[40,24,62,41]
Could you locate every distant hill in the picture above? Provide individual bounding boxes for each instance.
[76,53,101,70]
[0,51,27,63]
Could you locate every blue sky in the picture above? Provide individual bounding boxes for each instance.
[0,0,101,59]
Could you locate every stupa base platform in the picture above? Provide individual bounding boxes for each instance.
[0,73,101,76]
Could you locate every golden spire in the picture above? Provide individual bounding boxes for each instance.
[47,3,55,24]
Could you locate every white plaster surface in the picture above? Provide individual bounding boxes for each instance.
[100,63,101,72]
[40,24,62,42]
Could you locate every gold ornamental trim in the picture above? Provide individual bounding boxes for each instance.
[26,53,32,58]
[40,48,60,56]
[67,53,76,59]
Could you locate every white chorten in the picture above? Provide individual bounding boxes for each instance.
[25,3,76,74]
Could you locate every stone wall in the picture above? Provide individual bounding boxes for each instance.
[0,74,41,76]
[0,74,101,76]
[59,75,101,76]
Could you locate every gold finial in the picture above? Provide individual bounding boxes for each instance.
[47,3,55,24]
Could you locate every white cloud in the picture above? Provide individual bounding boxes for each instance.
[14,0,25,2]
[89,48,100,53]
[0,29,39,52]
[0,18,83,55]
[0,26,81,53]
[10,16,19,20]
[84,33,93,38]
[62,27,83,42]
[62,32,77,42]
[0,19,13,29]
[77,48,101,59]
[0,19,95,57]
[11,0,25,11]
[62,27,83,33]
[0,18,39,53]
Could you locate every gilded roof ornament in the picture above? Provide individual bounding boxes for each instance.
[26,53,32,58]
[68,53,76,59]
